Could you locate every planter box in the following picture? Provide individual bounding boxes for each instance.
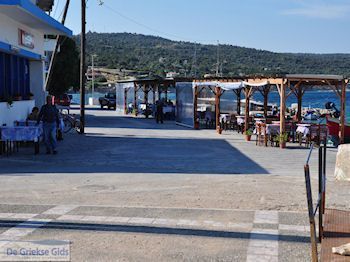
[0,100,35,127]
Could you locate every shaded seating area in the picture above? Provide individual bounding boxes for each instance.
[116,78,176,119]
[175,74,348,148]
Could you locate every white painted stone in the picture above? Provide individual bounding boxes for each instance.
[57,215,85,221]
[43,205,78,215]
[335,144,350,181]
[176,219,200,227]
[152,218,178,226]
[128,217,155,225]
[104,216,131,223]
[254,211,278,224]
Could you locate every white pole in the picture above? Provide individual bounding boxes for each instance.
[92,54,95,103]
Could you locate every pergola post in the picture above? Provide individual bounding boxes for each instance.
[234,89,241,115]
[152,84,156,106]
[340,80,347,144]
[279,81,286,148]
[193,85,199,129]
[158,85,162,102]
[165,83,168,102]
[124,88,128,115]
[243,87,251,133]
[144,84,149,118]
[259,85,271,118]
[133,82,138,116]
[215,86,221,133]
[297,87,303,122]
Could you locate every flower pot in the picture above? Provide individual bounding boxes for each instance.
[218,128,222,134]
[194,121,199,130]
[245,135,252,142]
[280,142,286,149]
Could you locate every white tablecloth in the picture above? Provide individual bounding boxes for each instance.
[237,117,245,125]
[0,126,42,142]
[220,114,230,122]
[296,124,310,138]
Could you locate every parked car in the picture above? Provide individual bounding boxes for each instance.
[99,93,116,109]
[53,94,71,107]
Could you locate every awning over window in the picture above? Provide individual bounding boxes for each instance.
[0,0,72,36]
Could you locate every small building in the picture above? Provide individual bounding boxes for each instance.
[0,0,72,126]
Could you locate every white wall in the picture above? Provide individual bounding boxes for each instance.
[0,13,44,56]
[0,100,35,127]
[30,60,46,107]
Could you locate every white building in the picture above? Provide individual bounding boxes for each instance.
[0,0,72,126]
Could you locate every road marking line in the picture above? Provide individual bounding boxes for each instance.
[0,205,77,243]
[254,211,278,224]
[42,205,78,215]
[279,224,309,233]
[246,212,279,262]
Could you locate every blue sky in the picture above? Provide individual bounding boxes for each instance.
[53,0,350,54]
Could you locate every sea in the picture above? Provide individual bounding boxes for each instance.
[70,90,350,121]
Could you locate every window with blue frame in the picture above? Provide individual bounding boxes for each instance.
[0,52,30,99]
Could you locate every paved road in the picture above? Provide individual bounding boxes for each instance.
[0,109,346,261]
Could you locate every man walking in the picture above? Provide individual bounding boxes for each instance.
[37,95,60,154]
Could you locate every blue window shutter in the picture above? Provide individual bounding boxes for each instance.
[0,53,4,97]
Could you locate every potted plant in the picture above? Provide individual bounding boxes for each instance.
[274,132,289,148]
[28,92,34,100]
[194,120,200,130]
[245,129,253,141]
[13,93,22,101]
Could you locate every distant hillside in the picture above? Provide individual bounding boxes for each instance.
[78,32,350,77]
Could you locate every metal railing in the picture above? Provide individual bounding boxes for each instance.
[304,140,327,262]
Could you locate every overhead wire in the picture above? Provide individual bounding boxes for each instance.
[101,3,216,44]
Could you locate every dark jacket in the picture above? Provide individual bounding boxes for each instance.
[38,104,60,125]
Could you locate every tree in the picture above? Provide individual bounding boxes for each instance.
[48,37,80,95]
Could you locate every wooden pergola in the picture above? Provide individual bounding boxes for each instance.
[193,74,348,147]
[118,78,175,118]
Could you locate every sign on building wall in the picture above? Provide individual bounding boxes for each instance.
[19,29,34,49]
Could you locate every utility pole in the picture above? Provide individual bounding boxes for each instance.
[45,0,70,90]
[216,40,220,77]
[91,54,97,105]
[191,42,197,78]
[80,0,86,134]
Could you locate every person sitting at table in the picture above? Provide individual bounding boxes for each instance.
[205,108,213,128]
[27,107,39,121]
[37,95,60,155]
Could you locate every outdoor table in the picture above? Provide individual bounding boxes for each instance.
[236,116,245,125]
[266,124,280,135]
[0,126,42,155]
[219,114,230,123]
[296,124,311,138]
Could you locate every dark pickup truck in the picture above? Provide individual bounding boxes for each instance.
[99,93,116,109]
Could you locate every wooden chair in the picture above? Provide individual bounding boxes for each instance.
[255,123,267,146]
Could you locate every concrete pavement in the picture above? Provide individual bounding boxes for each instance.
[0,108,346,261]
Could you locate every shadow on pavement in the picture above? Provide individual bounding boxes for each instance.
[0,219,309,243]
[0,135,269,175]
